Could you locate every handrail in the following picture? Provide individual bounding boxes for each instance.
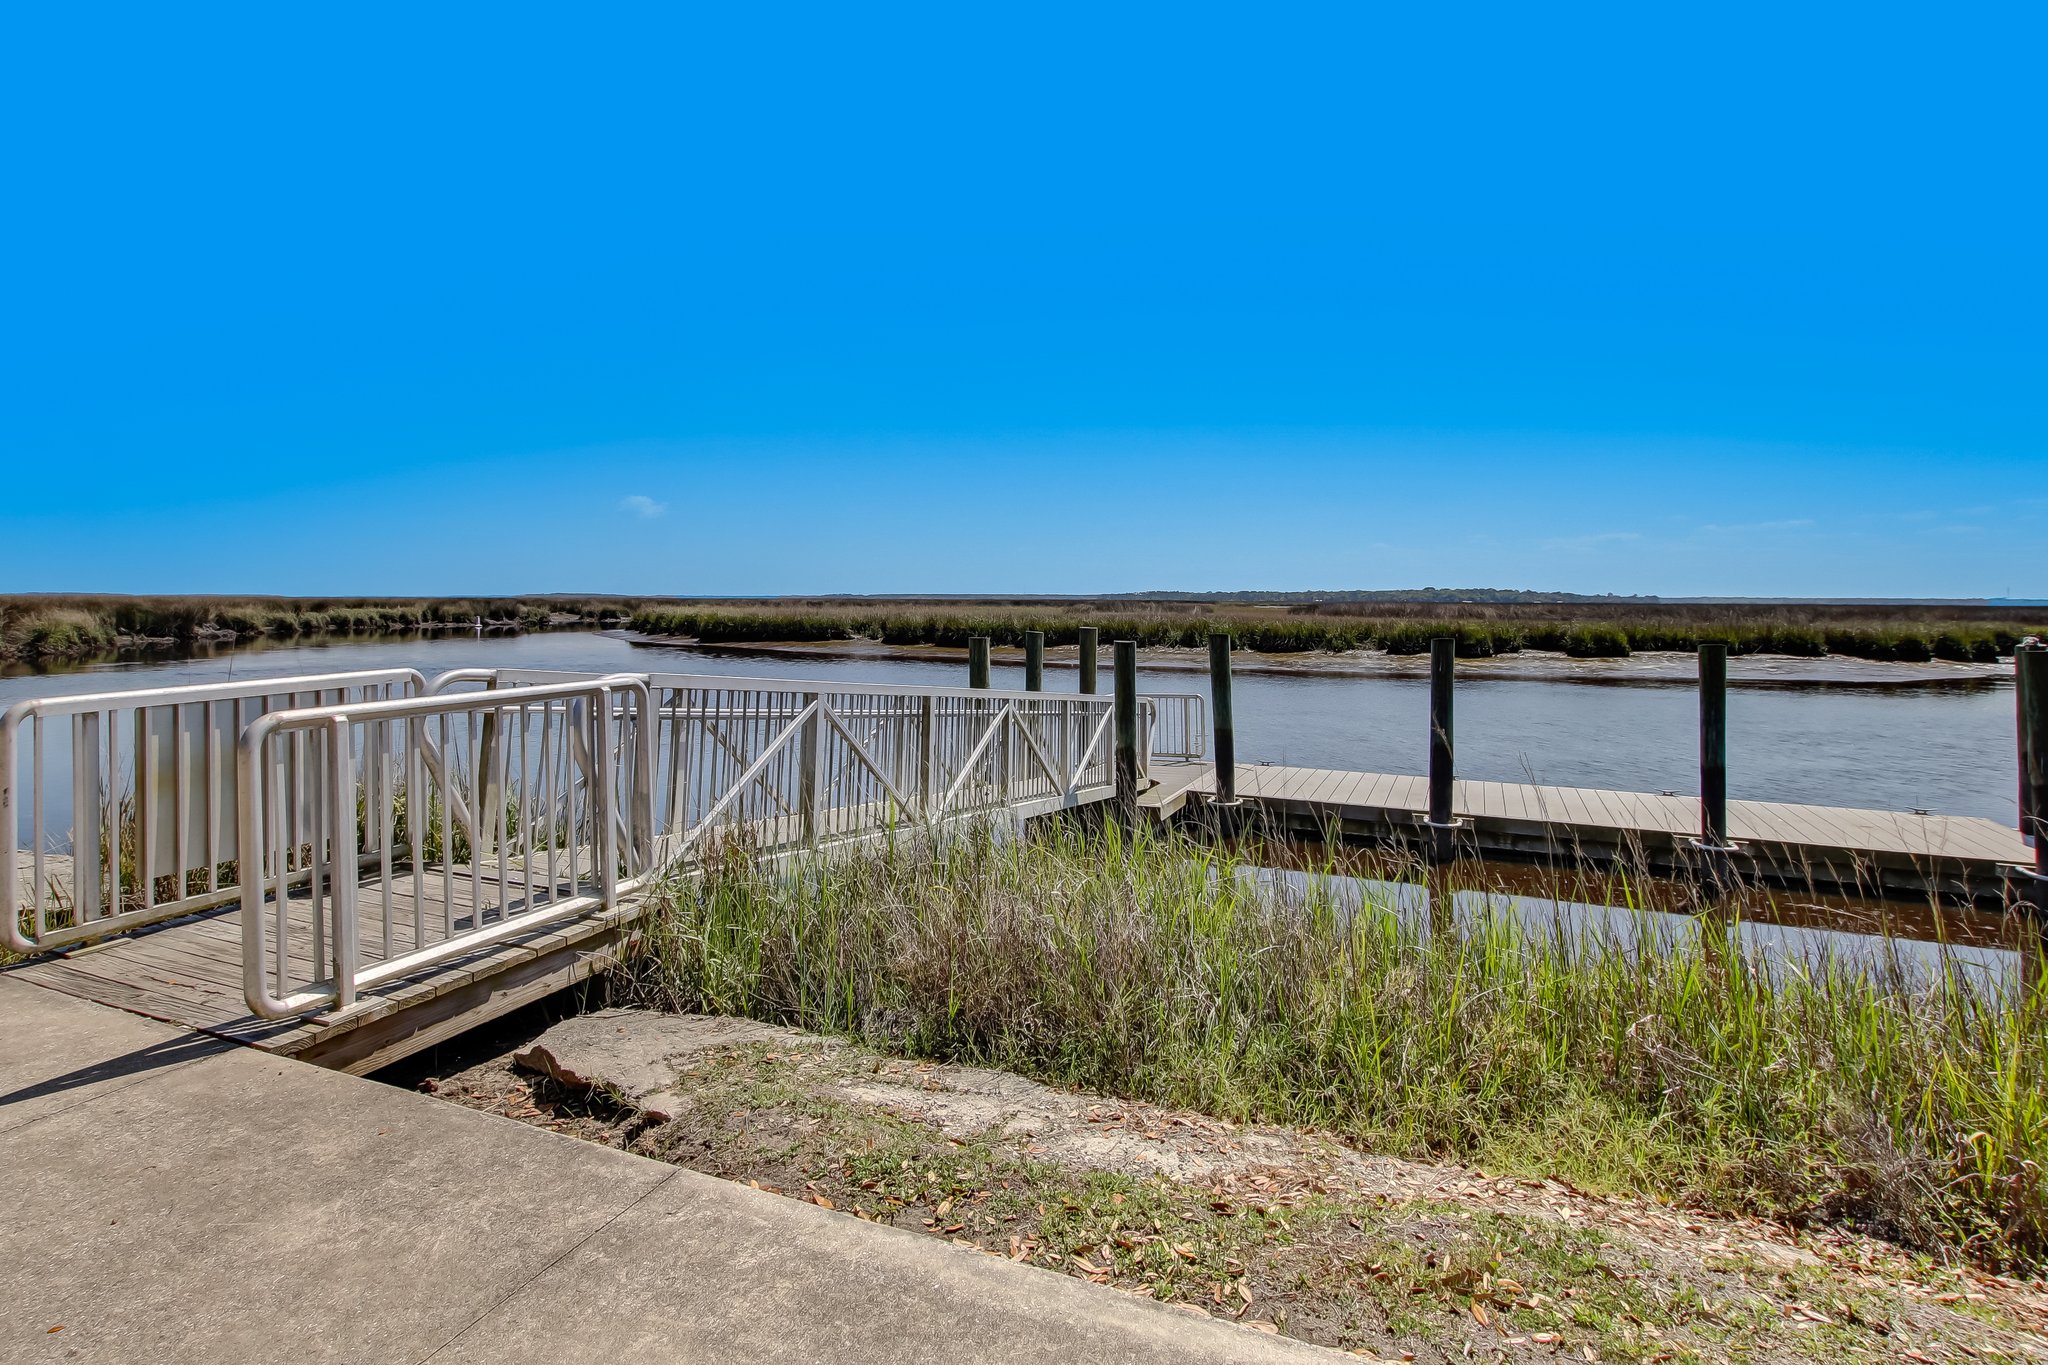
[6,663,1140,1022]
[2,668,423,953]
[237,674,653,1018]
[453,666,1103,704]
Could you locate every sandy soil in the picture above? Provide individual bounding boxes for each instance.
[417,1008,2048,1363]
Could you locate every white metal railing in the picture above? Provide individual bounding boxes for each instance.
[1143,694,1208,763]
[2,669,422,954]
[464,670,1121,862]
[237,674,653,1017]
[5,665,1189,1020]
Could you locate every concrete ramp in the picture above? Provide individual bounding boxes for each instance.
[0,977,1326,1364]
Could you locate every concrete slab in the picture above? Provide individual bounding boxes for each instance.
[3,984,1335,1363]
[0,972,227,1135]
[433,1164,1331,1364]
[0,1042,675,1363]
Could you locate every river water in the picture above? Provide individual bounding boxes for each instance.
[2,629,2020,823]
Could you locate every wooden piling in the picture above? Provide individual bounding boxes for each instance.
[2020,642,2048,877]
[1427,637,1454,828]
[2022,641,2039,839]
[1422,637,1457,860]
[1024,631,1045,692]
[968,637,991,690]
[1209,632,1236,803]
[1078,628,1099,695]
[1700,642,1729,847]
[1114,640,1139,818]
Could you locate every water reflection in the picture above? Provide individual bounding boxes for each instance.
[1240,852,2030,999]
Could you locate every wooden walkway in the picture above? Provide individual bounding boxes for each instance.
[3,865,642,1074]
[1143,763,2033,898]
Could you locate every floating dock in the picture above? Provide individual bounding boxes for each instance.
[1142,761,2033,900]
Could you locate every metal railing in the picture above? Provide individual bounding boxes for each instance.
[1142,693,1208,763]
[237,674,653,1017]
[2,669,422,954]
[463,670,1121,862]
[6,665,1184,1020]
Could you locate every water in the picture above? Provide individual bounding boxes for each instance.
[0,629,2021,822]
[1248,863,2026,997]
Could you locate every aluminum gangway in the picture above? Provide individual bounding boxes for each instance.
[2,667,1203,1071]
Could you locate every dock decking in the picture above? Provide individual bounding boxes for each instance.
[3,866,641,1073]
[1143,762,2032,897]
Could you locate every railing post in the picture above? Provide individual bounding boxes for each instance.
[2018,641,2048,883]
[968,637,991,690]
[327,717,359,1010]
[1024,630,1045,692]
[593,688,618,908]
[1114,640,1139,821]
[630,680,656,875]
[1209,632,1237,805]
[1699,643,1730,848]
[1077,627,1099,695]
[800,693,825,848]
[1423,636,1458,861]
[918,694,936,818]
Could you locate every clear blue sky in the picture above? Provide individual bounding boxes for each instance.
[5,3,2040,599]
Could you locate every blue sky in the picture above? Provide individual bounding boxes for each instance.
[5,3,2041,598]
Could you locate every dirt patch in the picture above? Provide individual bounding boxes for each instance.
[422,1010,2048,1363]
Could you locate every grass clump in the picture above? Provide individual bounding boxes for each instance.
[631,825,2048,1272]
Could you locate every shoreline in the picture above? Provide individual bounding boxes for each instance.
[628,634,2012,690]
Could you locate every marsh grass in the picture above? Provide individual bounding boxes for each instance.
[629,599,2041,662]
[627,822,2048,1271]
[8,594,2038,663]
[0,594,639,661]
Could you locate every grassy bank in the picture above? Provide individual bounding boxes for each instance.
[629,826,2048,1272]
[0,594,641,662]
[633,599,2047,662]
[12,593,2042,665]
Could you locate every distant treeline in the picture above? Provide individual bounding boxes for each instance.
[0,595,637,661]
[634,600,2048,662]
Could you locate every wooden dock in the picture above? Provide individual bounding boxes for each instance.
[2,866,642,1074]
[1142,762,2034,899]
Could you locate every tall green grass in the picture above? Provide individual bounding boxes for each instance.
[627,824,2048,1271]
